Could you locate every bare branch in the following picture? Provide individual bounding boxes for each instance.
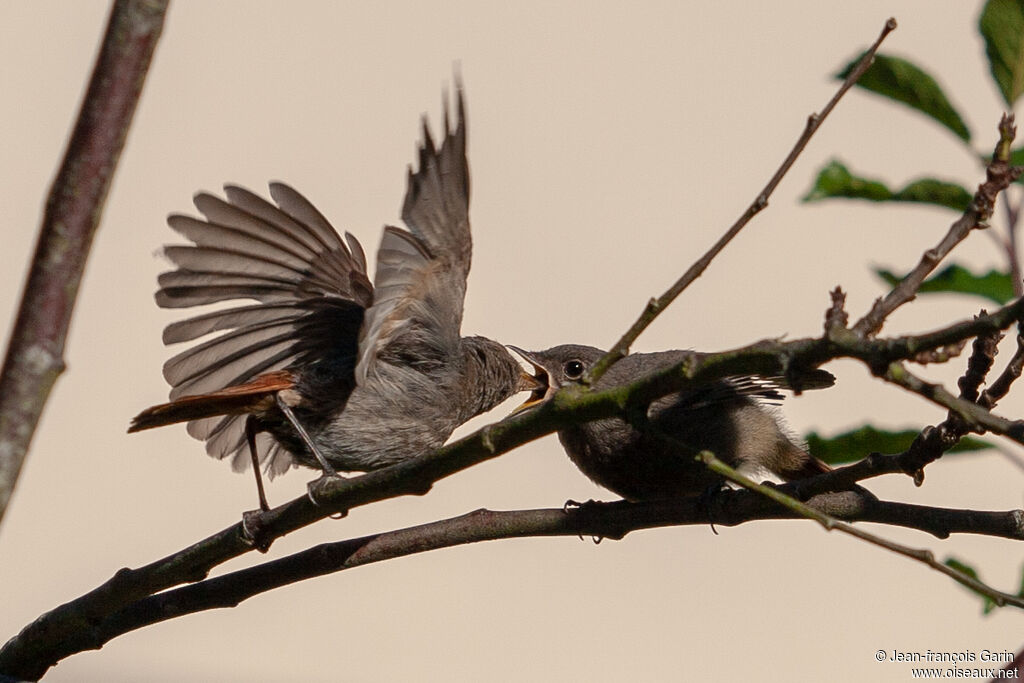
[2,487,1019,679]
[981,327,1024,408]
[882,322,1005,485]
[958,324,1002,402]
[824,287,850,336]
[883,362,1023,442]
[852,115,1022,338]
[999,190,1023,299]
[0,0,168,529]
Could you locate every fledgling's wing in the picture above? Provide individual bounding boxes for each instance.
[679,370,836,409]
[599,350,834,412]
[356,82,470,383]
[151,183,373,474]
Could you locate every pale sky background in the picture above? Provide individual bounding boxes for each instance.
[1,2,1022,681]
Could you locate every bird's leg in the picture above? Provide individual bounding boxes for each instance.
[240,416,274,552]
[272,393,348,509]
[274,392,338,478]
[274,393,347,510]
[246,416,270,512]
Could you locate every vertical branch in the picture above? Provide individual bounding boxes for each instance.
[1001,193,1023,298]
[0,0,169,529]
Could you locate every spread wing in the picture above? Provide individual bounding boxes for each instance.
[155,182,373,474]
[356,82,471,383]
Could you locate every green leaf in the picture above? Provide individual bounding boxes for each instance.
[802,160,892,202]
[836,53,970,143]
[980,0,1024,108]
[803,160,972,212]
[944,557,998,614]
[804,425,994,466]
[875,264,1015,305]
[1009,145,1024,167]
[891,179,972,212]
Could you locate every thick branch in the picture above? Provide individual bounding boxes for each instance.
[0,0,168,529]
[2,490,1018,679]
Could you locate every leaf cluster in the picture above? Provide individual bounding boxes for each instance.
[803,0,1024,613]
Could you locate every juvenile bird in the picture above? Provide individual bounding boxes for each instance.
[130,84,535,511]
[511,344,834,501]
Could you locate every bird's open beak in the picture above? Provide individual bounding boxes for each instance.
[517,370,544,393]
[507,345,554,415]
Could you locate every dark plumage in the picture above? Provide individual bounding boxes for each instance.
[513,344,834,501]
[130,83,535,508]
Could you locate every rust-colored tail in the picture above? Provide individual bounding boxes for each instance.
[129,370,295,432]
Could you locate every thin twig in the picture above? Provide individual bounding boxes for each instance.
[890,323,1005,484]
[1000,190,1023,298]
[586,18,898,384]
[852,114,1021,337]
[0,0,169,529]
[699,452,1024,610]
[980,328,1024,408]
[883,362,1024,443]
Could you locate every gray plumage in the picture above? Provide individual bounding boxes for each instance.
[514,344,834,501]
[131,83,531,483]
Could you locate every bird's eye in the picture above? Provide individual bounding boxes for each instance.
[563,359,585,380]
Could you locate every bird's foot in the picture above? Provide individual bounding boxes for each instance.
[697,483,729,512]
[562,498,600,514]
[241,509,274,553]
[306,472,349,519]
[561,498,606,543]
[697,483,732,535]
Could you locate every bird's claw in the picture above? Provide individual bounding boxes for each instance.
[562,498,600,514]
[241,509,274,553]
[698,483,731,535]
[306,473,349,519]
[561,498,606,543]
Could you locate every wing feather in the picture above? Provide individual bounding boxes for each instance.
[152,183,372,473]
[356,82,471,383]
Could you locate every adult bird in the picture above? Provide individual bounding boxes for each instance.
[511,344,835,501]
[130,84,535,512]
